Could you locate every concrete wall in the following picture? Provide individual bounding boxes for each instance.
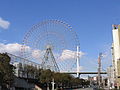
[14,77,35,89]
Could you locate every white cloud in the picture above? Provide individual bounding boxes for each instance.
[0,43,31,56]
[0,17,10,29]
[0,43,21,56]
[0,43,43,63]
[59,49,85,60]
[0,43,85,72]
[58,49,85,72]
[32,49,44,59]
[0,43,85,61]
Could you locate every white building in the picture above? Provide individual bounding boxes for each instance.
[112,25,120,76]
[107,65,115,89]
[13,62,24,77]
[112,25,120,89]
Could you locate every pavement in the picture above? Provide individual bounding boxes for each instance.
[73,88,93,90]
[73,87,110,90]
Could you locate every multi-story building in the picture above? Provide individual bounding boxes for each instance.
[13,62,25,77]
[112,25,120,89]
[107,65,115,89]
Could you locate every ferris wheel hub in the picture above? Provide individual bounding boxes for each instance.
[46,44,53,50]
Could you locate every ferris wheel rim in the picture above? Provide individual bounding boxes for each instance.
[20,19,80,72]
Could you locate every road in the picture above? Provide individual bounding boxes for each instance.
[74,88,93,90]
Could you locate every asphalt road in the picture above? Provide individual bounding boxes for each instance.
[74,88,93,90]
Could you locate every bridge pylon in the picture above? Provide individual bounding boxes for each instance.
[77,46,80,77]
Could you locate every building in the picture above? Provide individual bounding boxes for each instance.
[13,62,38,79]
[12,62,42,90]
[88,76,98,86]
[112,25,120,89]
[13,62,23,77]
[107,65,115,89]
[7,53,43,89]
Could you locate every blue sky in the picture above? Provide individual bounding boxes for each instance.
[0,0,120,73]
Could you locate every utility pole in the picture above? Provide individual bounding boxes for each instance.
[98,53,102,88]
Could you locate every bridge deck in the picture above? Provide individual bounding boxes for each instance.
[61,72,107,74]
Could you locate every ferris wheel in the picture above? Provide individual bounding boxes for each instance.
[20,20,80,72]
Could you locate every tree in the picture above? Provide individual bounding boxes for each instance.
[35,68,90,89]
[0,53,15,88]
[39,69,53,83]
[39,69,53,89]
[53,72,75,89]
[23,64,40,79]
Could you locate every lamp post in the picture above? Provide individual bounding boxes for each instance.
[51,78,55,90]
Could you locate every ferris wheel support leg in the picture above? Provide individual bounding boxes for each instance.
[77,46,80,78]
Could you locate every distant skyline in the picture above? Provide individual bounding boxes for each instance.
[0,0,120,76]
